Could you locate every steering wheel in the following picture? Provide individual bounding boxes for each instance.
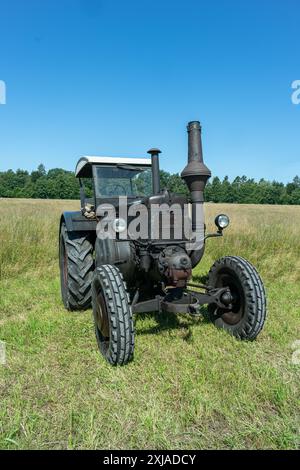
[108,184,128,196]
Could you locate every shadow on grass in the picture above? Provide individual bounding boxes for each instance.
[134,273,212,340]
[135,306,211,341]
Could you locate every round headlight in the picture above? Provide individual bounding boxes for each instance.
[215,214,230,230]
[112,218,127,233]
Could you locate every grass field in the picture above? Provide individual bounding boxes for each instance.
[0,198,299,450]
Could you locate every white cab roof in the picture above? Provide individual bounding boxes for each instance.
[75,156,152,177]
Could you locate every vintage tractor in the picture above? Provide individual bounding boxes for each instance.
[59,121,266,365]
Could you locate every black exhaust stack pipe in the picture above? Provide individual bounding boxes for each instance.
[181,121,211,226]
[181,121,211,206]
[181,121,211,263]
[147,148,161,195]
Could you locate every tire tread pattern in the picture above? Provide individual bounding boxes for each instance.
[208,256,267,340]
[93,264,134,365]
[60,224,94,310]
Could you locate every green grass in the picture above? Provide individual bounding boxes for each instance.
[0,198,299,449]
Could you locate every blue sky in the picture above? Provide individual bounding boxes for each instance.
[0,0,299,182]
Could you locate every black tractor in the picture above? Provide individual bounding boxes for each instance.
[59,121,266,365]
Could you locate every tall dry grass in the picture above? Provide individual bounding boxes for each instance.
[1,198,299,284]
[203,203,300,283]
[0,198,78,279]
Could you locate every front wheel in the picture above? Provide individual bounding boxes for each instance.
[208,256,267,340]
[92,264,135,365]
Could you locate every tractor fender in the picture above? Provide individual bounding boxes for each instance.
[95,237,136,284]
[60,211,97,234]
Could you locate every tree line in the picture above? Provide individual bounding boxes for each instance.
[0,164,300,205]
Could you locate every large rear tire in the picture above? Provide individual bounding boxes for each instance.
[59,223,94,310]
[208,256,266,340]
[92,264,135,366]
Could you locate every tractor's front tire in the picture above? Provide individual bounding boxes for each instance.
[92,264,135,366]
[208,256,266,340]
[59,223,94,310]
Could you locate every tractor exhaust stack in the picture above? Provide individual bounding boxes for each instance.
[181,121,211,232]
[147,148,161,195]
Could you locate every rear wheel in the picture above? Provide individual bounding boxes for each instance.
[59,223,94,310]
[92,264,135,366]
[208,256,266,340]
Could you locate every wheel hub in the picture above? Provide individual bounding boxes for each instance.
[216,273,244,325]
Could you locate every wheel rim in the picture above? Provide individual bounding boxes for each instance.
[94,281,110,350]
[215,270,245,325]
